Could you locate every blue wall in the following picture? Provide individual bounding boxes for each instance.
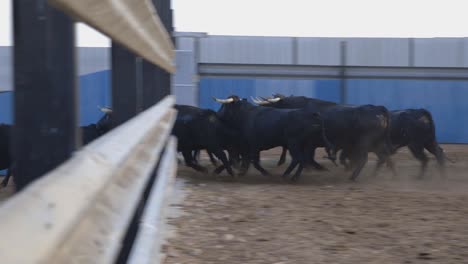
[199,78,468,143]
[79,70,111,125]
[0,70,111,126]
[347,79,468,143]
[0,92,13,124]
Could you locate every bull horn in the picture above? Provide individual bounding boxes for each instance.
[251,96,269,105]
[212,96,234,104]
[267,97,281,103]
[98,105,113,113]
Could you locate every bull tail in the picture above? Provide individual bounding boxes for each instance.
[419,109,454,165]
[420,108,437,141]
[381,107,394,156]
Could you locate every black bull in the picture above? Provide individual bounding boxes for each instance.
[339,108,449,178]
[171,104,238,176]
[255,95,394,180]
[214,96,334,181]
[0,109,113,188]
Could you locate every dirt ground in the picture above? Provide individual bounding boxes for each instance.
[162,145,468,264]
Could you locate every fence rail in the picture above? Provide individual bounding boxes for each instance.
[0,96,176,263]
[198,63,468,81]
[48,0,175,72]
[3,0,177,263]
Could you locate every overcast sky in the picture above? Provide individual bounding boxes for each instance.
[1,0,467,47]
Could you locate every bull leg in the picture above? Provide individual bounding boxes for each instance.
[385,157,397,177]
[192,150,200,163]
[277,147,287,166]
[306,148,328,171]
[252,152,271,176]
[1,168,11,188]
[283,142,305,182]
[425,142,446,177]
[237,155,251,177]
[339,149,351,171]
[228,150,241,169]
[182,151,208,173]
[207,150,219,166]
[372,148,397,178]
[282,159,299,180]
[291,148,306,182]
[349,151,368,181]
[408,144,428,179]
[211,149,234,177]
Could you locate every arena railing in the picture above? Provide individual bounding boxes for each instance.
[0,96,177,263]
[0,0,177,263]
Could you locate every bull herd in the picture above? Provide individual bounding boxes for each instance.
[174,94,449,182]
[0,94,449,188]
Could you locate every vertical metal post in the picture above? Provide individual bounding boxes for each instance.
[409,38,415,67]
[111,42,141,126]
[339,41,347,104]
[13,0,77,190]
[141,59,157,110]
[161,0,172,99]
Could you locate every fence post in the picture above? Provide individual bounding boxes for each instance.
[339,41,347,104]
[12,0,77,190]
[152,0,173,102]
[142,59,158,110]
[111,42,143,126]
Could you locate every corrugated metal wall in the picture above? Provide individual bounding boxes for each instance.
[0,47,12,92]
[196,36,468,67]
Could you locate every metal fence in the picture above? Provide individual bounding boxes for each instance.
[0,0,176,263]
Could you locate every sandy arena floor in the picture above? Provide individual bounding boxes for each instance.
[162,145,468,264]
